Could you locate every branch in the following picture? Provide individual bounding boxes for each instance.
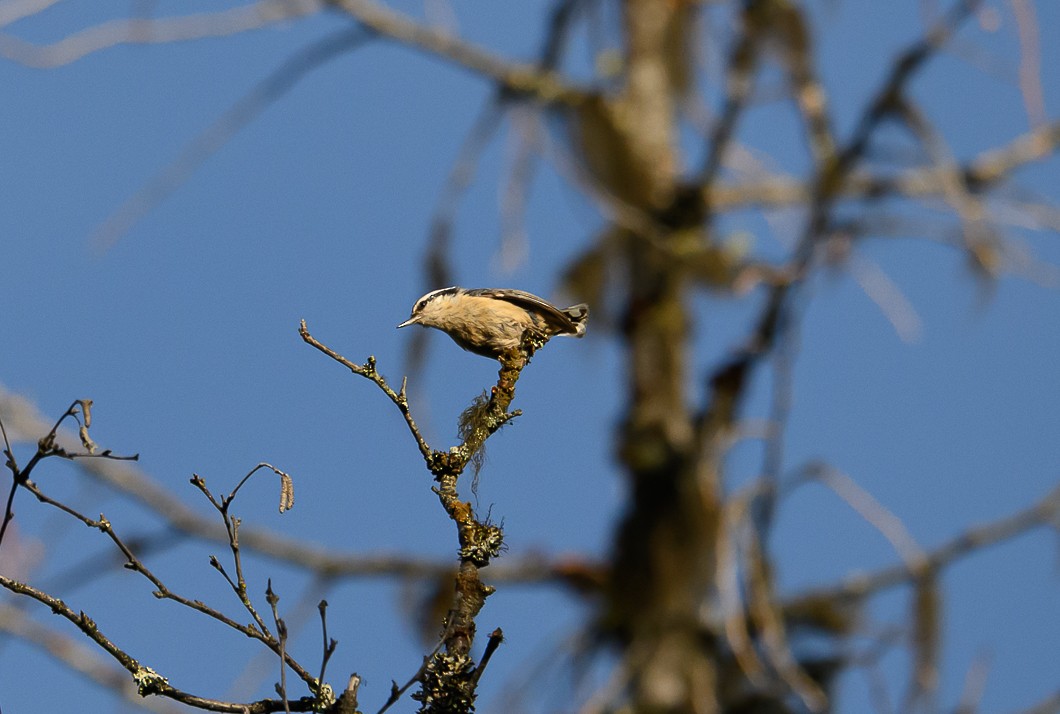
[19,474,319,686]
[704,119,1060,212]
[698,2,766,187]
[0,0,323,68]
[0,575,317,712]
[301,322,539,712]
[376,643,443,714]
[0,404,334,711]
[1,399,137,549]
[0,602,182,714]
[0,386,601,589]
[1,0,585,103]
[786,483,1060,607]
[325,0,587,106]
[693,0,992,452]
[299,320,434,463]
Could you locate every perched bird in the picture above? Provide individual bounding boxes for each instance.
[398,287,589,359]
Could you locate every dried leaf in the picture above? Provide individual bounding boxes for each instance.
[78,425,98,454]
[77,399,93,428]
[278,470,295,513]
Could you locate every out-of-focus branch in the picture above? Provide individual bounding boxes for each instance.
[897,99,999,273]
[0,0,61,29]
[4,0,590,254]
[701,0,993,447]
[419,98,508,357]
[705,120,1060,211]
[786,483,1060,607]
[698,2,762,188]
[0,575,318,713]
[415,0,593,326]
[799,462,927,570]
[828,0,982,187]
[325,0,587,106]
[0,0,323,67]
[1011,0,1046,127]
[0,602,182,714]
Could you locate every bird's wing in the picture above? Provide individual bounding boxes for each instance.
[463,289,579,330]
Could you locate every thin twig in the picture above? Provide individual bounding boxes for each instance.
[5,391,598,586]
[0,575,318,713]
[376,641,445,714]
[266,581,292,714]
[1,402,137,548]
[469,628,504,686]
[192,474,274,640]
[0,602,182,714]
[316,600,338,689]
[15,475,319,690]
[299,320,434,463]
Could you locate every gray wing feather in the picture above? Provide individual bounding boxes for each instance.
[464,289,588,334]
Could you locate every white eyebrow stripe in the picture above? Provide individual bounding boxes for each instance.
[415,286,461,310]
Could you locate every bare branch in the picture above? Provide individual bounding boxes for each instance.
[788,483,1060,606]
[468,628,504,687]
[266,580,292,714]
[325,0,588,106]
[9,468,320,692]
[0,1,323,68]
[0,0,62,29]
[316,600,338,691]
[1011,0,1046,126]
[1,400,137,549]
[704,120,1060,212]
[0,602,182,714]
[0,575,317,712]
[798,462,927,572]
[376,643,442,714]
[299,320,434,463]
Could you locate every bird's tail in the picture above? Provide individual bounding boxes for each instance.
[562,304,590,337]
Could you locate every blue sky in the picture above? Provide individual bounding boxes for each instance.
[1,1,1057,712]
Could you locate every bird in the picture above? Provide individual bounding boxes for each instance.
[397,287,589,359]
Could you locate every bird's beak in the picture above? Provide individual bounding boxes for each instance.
[397,317,417,329]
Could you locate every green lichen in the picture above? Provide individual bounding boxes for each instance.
[412,651,476,714]
[312,681,336,712]
[132,665,169,696]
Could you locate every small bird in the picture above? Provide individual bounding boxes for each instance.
[398,287,589,359]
